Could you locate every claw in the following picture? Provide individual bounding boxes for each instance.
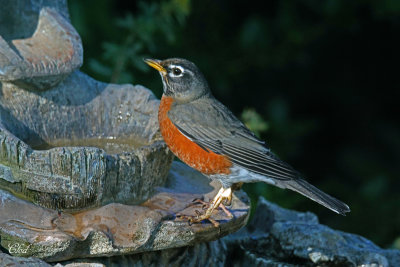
[192,197,204,203]
[194,209,202,217]
[219,204,233,218]
[208,217,220,227]
[186,197,209,209]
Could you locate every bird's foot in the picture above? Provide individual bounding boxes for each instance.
[175,187,234,227]
[189,196,210,210]
[176,212,220,227]
[221,193,232,207]
[190,196,233,218]
[219,203,233,218]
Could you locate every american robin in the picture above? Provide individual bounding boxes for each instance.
[145,58,350,224]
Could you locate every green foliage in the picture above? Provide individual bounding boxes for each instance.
[241,108,269,137]
[394,237,400,250]
[71,0,190,84]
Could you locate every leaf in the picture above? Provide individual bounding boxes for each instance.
[241,108,269,137]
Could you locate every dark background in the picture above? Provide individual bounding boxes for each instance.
[68,0,400,248]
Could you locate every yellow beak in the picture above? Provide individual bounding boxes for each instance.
[144,58,166,74]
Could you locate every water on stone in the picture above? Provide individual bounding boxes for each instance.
[31,137,148,154]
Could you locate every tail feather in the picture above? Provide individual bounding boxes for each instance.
[285,178,350,215]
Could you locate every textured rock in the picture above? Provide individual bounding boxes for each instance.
[0,3,82,90]
[0,71,174,210]
[0,0,70,41]
[2,192,399,266]
[0,162,250,262]
[223,197,400,267]
[58,241,226,267]
[0,0,174,210]
[3,195,394,266]
[0,252,52,267]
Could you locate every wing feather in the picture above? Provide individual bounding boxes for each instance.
[168,97,298,181]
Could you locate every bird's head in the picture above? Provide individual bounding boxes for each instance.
[145,58,211,102]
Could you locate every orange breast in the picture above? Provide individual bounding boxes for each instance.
[158,96,231,175]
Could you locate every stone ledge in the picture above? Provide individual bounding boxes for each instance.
[0,162,250,262]
[0,71,174,210]
[0,7,82,90]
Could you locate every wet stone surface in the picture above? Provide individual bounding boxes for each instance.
[0,71,174,210]
[0,162,250,262]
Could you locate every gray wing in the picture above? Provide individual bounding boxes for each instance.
[168,96,299,181]
[168,96,351,216]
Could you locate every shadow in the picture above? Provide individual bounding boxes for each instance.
[0,236,10,254]
[0,0,40,41]
[0,81,47,147]
[31,71,109,106]
[0,74,110,150]
[0,103,46,147]
[0,0,70,42]
[163,163,215,195]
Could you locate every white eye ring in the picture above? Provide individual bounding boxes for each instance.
[169,65,184,77]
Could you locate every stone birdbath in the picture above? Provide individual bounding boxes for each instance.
[0,0,250,262]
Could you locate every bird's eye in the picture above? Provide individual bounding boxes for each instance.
[172,67,182,76]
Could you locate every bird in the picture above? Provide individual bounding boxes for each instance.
[145,58,350,225]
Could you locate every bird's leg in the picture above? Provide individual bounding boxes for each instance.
[176,187,234,225]
[188,190,233,217]
[189,187,233,225]
[201,188,233,215]
[190,197,210,210]
[222,182,243,206]
[218,202,233,218]
[185,187,225,210]
[176,188,224,220]
[221,191,233,206]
